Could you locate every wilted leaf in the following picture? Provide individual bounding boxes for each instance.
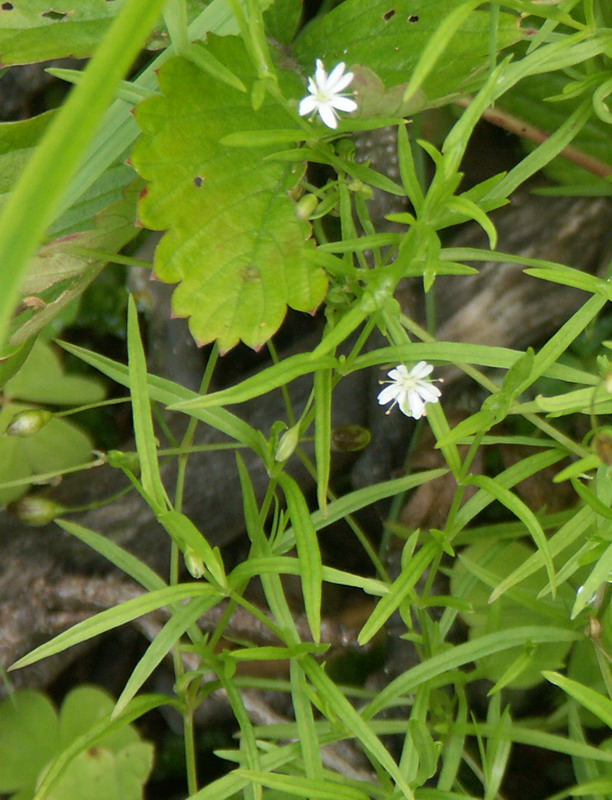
[11,183,140,345]
[132,36,327,352]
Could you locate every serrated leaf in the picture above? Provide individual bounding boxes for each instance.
[132,38,327,352]
[0,0,124,65]
[293,0,520,113]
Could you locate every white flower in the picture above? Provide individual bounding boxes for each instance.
[377,362,442,419]
[299,59,357,129]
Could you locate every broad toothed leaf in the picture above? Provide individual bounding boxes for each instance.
[132,36,326,352]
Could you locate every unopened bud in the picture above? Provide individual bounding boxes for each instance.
[6,409,52,437]
[107,450,141,473]
[331,425,371,452]
[295,193,319,221]
[8,495,63,526]
[347,179,373,199]
[184,547,205,579]
[274,424,300,462]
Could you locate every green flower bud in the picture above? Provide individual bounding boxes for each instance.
[107,450,141,474]
[9,495,63,526]
[295,193,319,221]
[184,547,206,579]
[274,424,300,462]
[331,425,371,452]
[6,409,52,437]
[347,179,373,199]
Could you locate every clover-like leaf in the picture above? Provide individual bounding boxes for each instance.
[132,36,327,352]
[294,0,521,112]
[0,687,153,800]
[451,541,575,688]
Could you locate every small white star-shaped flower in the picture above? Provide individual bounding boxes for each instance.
[377,362,442,419]
[299,59,357,129]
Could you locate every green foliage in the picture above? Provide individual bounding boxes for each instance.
[451,540,577,688]
[0,0,124,65]
[0,0,609,798]
[0,686,153,800]
[294,0,522,113]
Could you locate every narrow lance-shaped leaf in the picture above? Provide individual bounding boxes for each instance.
[277,472,322,643]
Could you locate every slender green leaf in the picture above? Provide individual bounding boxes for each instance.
[468,474,556,596]
[113,595,216,717]
[314,367,332,515]
[10,584,219,671]
[0,0,167,349]
[543,672,612,728]
[358,541,438,644]
[365,627,579,718]
[56,519,166,592]
[278,473,322,643]
[57,340,262,451]
[171,353,336,410]
[127,296,167,511]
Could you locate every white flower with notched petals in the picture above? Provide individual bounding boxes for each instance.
[377,362,442,420]
[299,59,357,129]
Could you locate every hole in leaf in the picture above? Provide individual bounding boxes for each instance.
[382,9,395,21]
[407,14,419,22]
[194,176,204,187]
[0,2,14,9]
[41,9,68,20]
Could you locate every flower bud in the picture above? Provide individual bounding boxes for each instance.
[8,495,63,526]
[184,547,206,579]
[274,424,300,462]
[6,409,52,437]
[107,450,141,473]
[295,194,319,221]
[331,425,371,452]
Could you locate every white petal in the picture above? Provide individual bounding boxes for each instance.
[403,390,426,419]
[417,384,442,403]
[388,365,408,381]
[378,385,401,405]
[318,103,339,128]
[326,61,347,87]
[330,70,354,94]
[299,96,318,116]
[411,361,433,378]
[314,59,327,84]
[306,76,318,94]
[331,96,358,113]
